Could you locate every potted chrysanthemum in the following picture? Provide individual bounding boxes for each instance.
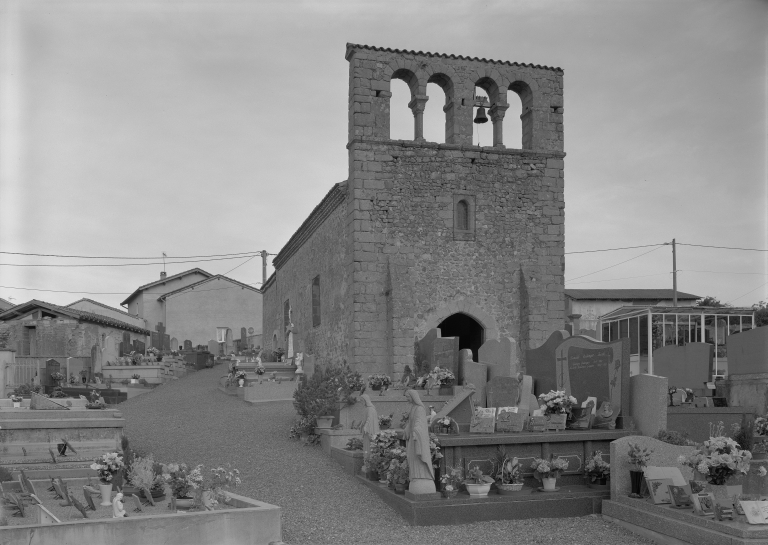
[91,452,124,506]
[429,367,456,395]
[439,466,463,498]
[367,374,392,392]
[531,455,569,491]
[585,450,610,488]
[8,394,22,408]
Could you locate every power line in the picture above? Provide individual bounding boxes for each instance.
[0,250,261,260]
[0,282,262,297]
[566,245,665,282]
[726,281,768,305]
[677,243,768,252]
[0,255,261,267]
[565,243,666,255]
[680,269,768,276]
[566,272,670,286]
[223,255,258,276]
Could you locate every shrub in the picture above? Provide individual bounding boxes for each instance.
[655,429,697,446]
[293,362,363,420]
[0,467,13,482]
[346,437,363,451]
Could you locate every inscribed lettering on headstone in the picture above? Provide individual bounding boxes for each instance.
[496,406,527,433]
[470,407,496,434]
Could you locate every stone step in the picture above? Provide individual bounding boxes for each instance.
[0,417,125,430]
[0,409,122,420]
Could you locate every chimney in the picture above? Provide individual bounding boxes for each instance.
[160,271,167,280]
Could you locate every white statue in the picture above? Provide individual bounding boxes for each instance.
[295,352,304,375]
[112,492,126,518]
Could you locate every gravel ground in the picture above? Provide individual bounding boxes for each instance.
[120,368,653,545]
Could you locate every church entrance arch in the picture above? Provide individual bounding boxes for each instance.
[438,313,485,361]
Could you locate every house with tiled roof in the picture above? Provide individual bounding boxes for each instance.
[67,298,148,330]
[121,269,262,353]
[0,300,152,382]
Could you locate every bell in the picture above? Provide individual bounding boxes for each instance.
[473,106,488,124]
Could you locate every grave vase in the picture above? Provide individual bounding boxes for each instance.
[542,477,557,491]
[238,379,244,387]
[629,469,644,498]
[99,482,113,506]
[12,402,20,408]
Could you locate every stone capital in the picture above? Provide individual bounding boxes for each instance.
[408,95,429,114]
[489,103,509,123]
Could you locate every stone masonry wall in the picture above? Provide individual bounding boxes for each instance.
[346,45,565,377]
[261,192,351,364]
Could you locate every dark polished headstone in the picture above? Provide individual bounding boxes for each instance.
[525,330,570,396]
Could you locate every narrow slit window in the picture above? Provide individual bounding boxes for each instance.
[457,200,469,230]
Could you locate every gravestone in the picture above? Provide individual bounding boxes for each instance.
[91,344,102,375]
[103,336,118,366]
[486,376,521,410]
[416,329,440,375]
[207,339,218,356]
[555,336,630,430]
[44,359,61,387]
[170,338,178,351]
[518,375,538,414]
[224,329,233,355]
[462,358,488,408]
[241,327,247,346]
[525,330,571,397]
[529,415,547,432]
[479,337,518,379]
[184,340,193,351]
[433,336,460,383]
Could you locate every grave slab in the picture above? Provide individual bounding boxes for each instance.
[462,360,488,408]
[486,376,521,410]
[479,337,518,379]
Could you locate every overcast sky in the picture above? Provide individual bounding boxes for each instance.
[0,0,766,312]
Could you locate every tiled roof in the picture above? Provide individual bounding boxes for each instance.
[120,268,212,306]
[0,299,150,335]
[346,43,563,72]
[157,275,261,301]
[66,297,137,317]
[565,289,700,301]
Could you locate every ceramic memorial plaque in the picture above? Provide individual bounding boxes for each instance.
[647,478,674,504]
[71,497,88,519]
[554,336,630,430]
[692,492,715,516]
[529,415,547,432]
[668,484,693,508]
[567,400,594,430]
[470,407,496,434]
[496,407,527,433]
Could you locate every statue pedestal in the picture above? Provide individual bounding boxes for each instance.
[408,478,436,495]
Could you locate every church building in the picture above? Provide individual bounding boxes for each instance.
[261,43,566,378]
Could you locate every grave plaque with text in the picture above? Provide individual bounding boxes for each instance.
[496,407,527,433]
[470,407,496,434]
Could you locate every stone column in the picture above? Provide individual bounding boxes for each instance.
[489,103,509,148]
[408,95,429,142]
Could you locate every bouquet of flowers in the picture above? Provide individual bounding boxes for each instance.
[531,455,569,479]
[585,451,610,482]
[8,394,22,403]
[537,390,577,415]
[368,374,392,390]
[429,433,443,469]
[234,370,247,381]
[378,414,393,428]
[495,453,523,485]
[388,459,409,486]
[429,367,455,387]
[678,433,752,485]
[440,466,463,492]
[415,374,430,389]
[69,374,77,385]
[465,465,494,485]
[91,452,125,484]
[162,463,203,499]
[255,364,265,375]
[50,371,65,383]
[755,416,768,437]
[627,442,653,470]
[131,374,140,380]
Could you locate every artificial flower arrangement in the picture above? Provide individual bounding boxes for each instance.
[531,455,569,480]
[415,374,430,389]
[585,450,611,482]
[234,370,247,381]
[537,390,577,415]
[378,413,393,429]
[131,373,140,380]
[69,373,77,385]
[627,442,654,470]
[755,416,768,437]
[495,456,523,485]
[369,430,403,479]
[368,374,392,390]
[388,459,409,487]
[255,364,265,375]
[440,465,463,493]
[429,366,455,387]
[91,452,125,484]
[429,433,443,469]
[678,422,752,485]
[434,415,458,434]
[127,454,165,495]
[8,394,22,403]
[162,462,241,508]
[50,371,65,384]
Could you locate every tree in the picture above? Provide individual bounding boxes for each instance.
[696,296,726,307]
[753,301,768,327]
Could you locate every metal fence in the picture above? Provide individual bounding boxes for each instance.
[6,356,91,388]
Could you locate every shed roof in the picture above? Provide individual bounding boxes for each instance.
[565,289,700,301]
[0,300,150,335]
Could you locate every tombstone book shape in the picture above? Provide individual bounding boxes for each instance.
[82,487,97,511]
[554,336,630,430]
[470,407,496,434]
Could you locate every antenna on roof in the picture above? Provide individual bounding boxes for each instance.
[161,252,167,280]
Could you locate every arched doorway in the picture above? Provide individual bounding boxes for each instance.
[438,313,484,361]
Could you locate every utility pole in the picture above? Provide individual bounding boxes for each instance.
[260,250,269,286]
[672,238,677,307]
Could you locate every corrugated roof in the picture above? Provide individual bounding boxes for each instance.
[346,43,563,72]
[565,289,700,301]
[0,299,150,335]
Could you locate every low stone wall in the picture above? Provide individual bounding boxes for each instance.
[667,406,754,444]
[0,492,282,545]
[100,365,163,384]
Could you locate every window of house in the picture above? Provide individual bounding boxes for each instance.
[312,276,321,327]
[453,194,476,241]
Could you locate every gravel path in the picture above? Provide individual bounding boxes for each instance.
[119,368,653,545]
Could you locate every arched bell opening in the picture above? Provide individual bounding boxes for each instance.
[438,312,485,362]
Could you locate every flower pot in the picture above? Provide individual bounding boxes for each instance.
[394,483,406,494]
[629,469,644,498]
[542,477,557,491]
[442,488,458,499]
[12,402,20,408]
[497,483,526,495]
[57,443,67,455]
[546,413,567,431]
[238,379,244,387]
[99,482,113,506]
[465,482,492,496]
[378,478,388,485]
[316,416,334,429]
[139,487,166,501]
[174,497,195,509]
[371,384,381,391]
[130,379,138,384]
[366,469,379,481]
[121,485,139,496]
[438,383,454,396]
